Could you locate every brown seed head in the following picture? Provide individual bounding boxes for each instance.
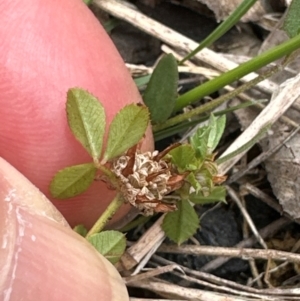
[111,150,182,215]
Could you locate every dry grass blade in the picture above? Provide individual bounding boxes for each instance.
[218,72,300,174]
[126,62,220,78]
[119,215,165,270]
[151,255,300,299]
[190,217,290,272]
[229,125,300,183]
[158,244,300,265]
[152,254,273,295]
[248,239,300,287]
[162,269,281,300]
[226,185,268,250]
[129,298,185,301]
[124,264,183,284]
[127,278,277,301]
[94,0,276,94]
[241,183,284,214]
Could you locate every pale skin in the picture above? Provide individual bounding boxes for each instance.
[0,0,153,299]
[0,158,129,301]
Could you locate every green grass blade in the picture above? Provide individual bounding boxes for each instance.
[180,0,258,64]
[175,34,300,111]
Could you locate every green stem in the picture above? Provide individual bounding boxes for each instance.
[154,99,266,141]
[175,34,300,111]
[97,163,114,177]
[96,163,120,189]
[153,62,280,133]
[86,193,124,238]
[119,215,151,232]
[180,0,258,64]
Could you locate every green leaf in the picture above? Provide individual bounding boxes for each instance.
[167,144,198,173]
[143,54,178,124]
[87,230,126,264]
[73,224,88,237]
[162,200,199,245]
[185,172,201,193]
[283,0,300,38]
[102,104,149,162]
[207,114,226,153]
[134,74,151,87]
[50,163,96,199]
[83,0,92,5]
[190,115,226,159]
[103,18,120,33]
[190,126,210,160]
[66,88,105,160]
[190,186,226,204]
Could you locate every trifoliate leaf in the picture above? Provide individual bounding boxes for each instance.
[87,230,126,264]
[162,200,199,245]
[143,54,178,124]
[66,88,105,160]
[283,0,300,38]
[50,163,96,199]
[73,224,88,237]
[168,144,198,173]
[102,104,149,162]
[190,186,226,204]
[207,114,226,153]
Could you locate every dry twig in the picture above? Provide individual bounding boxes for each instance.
[158,245,300,265]
[199,217,291,272]
[127,278,285,301]
[227,185,268,250]
[151,255,300,298]
[124,264,183,284]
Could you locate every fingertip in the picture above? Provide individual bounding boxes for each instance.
[0,157,68,225]
[0,157,129,301]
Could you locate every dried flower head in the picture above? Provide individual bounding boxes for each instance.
[110,147,186,216]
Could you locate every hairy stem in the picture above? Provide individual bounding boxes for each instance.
[86,193,124,238]
[153,63,280,133]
